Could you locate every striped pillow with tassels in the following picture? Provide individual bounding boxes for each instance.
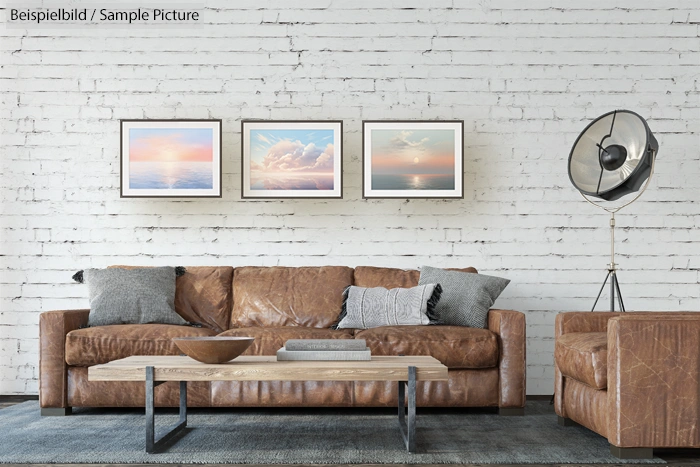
[332,283,442,330]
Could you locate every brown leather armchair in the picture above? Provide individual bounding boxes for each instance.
[554,312,700,459]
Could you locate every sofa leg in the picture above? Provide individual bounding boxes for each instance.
[610,445,654,459]
[557,415,578,427]
[498,407,524,416]
[41,407,72,416]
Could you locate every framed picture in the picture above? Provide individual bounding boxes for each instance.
[241,120,343,199]
[120,119,222,198]
[362,120,464,199]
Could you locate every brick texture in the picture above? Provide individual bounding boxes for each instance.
[1,1,699,395]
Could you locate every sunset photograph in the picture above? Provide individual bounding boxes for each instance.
[128,127,214,189]
[363,121,463,198]
[370,129,455,190]
[120,120,221,197]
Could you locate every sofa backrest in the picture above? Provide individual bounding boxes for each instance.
[230,266,354,329]
[175,266,234,333]
[353,266,478,288]
[109,265,478,331]
[109,265,234,333]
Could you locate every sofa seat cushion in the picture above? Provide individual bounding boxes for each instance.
[65,324,217,366]
[555,332,608,389]
[353,266,477,289]
[218,327,354,355]
[231,266,354,328]
[354,326,499,369]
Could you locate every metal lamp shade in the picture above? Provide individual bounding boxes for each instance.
[568,110,658,201]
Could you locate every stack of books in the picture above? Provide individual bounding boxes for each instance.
[276,339,371,361]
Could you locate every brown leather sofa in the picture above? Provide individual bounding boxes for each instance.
[40,266,526,415]
[554,311,700,459]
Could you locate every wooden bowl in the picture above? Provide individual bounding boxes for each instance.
[172,337,254,364]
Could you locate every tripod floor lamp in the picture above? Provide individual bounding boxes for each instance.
[567,110,659,312]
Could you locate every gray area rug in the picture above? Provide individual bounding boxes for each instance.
[0,401,664,464]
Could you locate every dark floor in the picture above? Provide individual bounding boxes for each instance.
[1,396,698,467]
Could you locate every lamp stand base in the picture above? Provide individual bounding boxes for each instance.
[591,268,626,312]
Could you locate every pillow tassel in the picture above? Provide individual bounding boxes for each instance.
[330,285,351,330]
[426,283,443,325]
[72,270,84,283]
[175,266,186,277]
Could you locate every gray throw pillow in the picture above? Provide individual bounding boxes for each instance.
[332,283,442,330]
[418,266,509,328]
[74,267,187,327]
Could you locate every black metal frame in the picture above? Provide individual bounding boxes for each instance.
[143,364,420,454]
[145,366,187,454]
[397,365,417,453]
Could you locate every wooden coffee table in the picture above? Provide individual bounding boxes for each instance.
[89,355,448,454]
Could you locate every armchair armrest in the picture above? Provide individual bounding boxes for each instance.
[607,314,700,448]
[39,309,90,408]
[553,312,624,416]
[488,309,526,408]
[554,311,626,338]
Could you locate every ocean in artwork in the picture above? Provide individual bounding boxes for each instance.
[127,127,214,190]
[129,161,213,189]
[369,128,456,192]
[372,173,455,190]
[251,173,334,190]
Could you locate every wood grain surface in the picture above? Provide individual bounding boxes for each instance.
[88,355,448,382]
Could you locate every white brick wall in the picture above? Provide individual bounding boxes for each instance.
[1,1,699,395]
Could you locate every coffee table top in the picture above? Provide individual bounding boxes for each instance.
[88,355,448,382]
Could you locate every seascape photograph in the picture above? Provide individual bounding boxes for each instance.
[121,120,221,197]
[363,121,463,198]
[370,129,456,190]
[128,127,214,190]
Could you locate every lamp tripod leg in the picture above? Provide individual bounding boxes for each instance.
[610,270,615,311]
[592,271,611,312]
[613,272,626,312]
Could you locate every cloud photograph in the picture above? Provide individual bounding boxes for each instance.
[249,129,335,190]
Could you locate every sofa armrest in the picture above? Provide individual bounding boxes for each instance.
[488,309,526,408]
[607,314,700,448]
[39,309,90,408]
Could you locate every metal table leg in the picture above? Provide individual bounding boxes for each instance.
[397,365,417,453]
[145,366,187,453]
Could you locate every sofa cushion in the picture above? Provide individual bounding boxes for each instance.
[555,332,608,389]
[354,325,499,369]
[65,324,217,366]
[110,265,234,332]
[230,266,354,328]
[419,266,509,329]
[334,284,442,330]
[78,267,186,327]
[354,266,478,289]
[218,327,354,355]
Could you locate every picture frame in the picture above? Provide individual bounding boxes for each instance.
[362,120,464,199]
[241,120,343,199]
[120,119,222,198]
